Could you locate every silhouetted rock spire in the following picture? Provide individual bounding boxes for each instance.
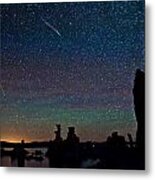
[133,69,145,169]
[133,69,145,150]
[106,131,126,148]
[54,124,62,142]
[66,127,79,144]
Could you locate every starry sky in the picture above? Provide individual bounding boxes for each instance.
[0,1,145,142]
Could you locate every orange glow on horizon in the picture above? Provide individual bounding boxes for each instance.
[0,138,31,143]
[0,137,53,143]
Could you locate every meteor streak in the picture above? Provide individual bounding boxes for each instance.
[41,17,61,37]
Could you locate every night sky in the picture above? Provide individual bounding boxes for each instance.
[0,1,145,142]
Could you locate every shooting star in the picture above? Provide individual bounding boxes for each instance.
[41,17,61,37]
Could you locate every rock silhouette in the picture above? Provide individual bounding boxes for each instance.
[133,69,145,169]
[0,69,145,169]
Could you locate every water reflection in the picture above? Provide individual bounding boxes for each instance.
[1,148,49,167]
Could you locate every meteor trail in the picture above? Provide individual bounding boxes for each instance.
[41,17,61,37]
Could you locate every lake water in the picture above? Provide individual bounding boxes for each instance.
[1,148,49,168]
